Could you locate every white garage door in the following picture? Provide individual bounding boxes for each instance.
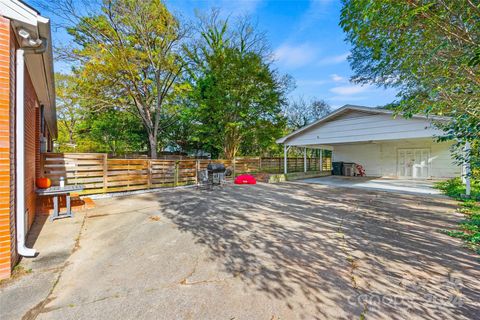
[397,149,430,178]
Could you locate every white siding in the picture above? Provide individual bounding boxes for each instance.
[332,140,460,178]
[286,113,444,146]
[333,144,382,176]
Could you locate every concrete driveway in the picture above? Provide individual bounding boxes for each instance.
[1,182,479,320]
[302,176,443,196]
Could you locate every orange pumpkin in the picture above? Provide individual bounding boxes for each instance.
[36,177,51,189]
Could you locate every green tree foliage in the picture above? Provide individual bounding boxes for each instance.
[55,73,83,151]
[66,0,188,158]
[185,12,291,159]
[81,109,147,156]
[340,0,479,169]
[55,72,149,154]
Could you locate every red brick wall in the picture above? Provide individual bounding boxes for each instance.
[0,17,41,279]
[0,16,12,280]
[24,61,40,229]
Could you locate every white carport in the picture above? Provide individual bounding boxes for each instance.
[277,105,462,179]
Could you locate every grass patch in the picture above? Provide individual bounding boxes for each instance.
[435,178,480,254]
[0,265,32,287]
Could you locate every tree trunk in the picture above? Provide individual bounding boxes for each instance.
[224,131,240,160]
[68,130,75,145]
[148,134,158,159]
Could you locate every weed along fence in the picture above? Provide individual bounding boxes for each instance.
[41,153,332,195]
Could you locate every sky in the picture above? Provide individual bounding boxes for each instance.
[33,0,398,110]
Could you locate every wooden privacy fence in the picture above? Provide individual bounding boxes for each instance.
[41,153,332,195]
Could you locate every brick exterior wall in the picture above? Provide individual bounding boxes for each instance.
[24,60,40,229]
[0,16,42,280]
[0,16,13,280]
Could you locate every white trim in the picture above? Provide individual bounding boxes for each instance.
[0,0,40,27]
[277,105,450,144]
[287,144,334,151]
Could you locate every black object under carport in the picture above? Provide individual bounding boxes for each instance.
[332,161,343,175]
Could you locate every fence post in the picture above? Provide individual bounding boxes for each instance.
[195,159,200,184]
[258,157,262,173]
[147,160,152,189]
[174,160,179,187]
[102,153,108,193]
[127,159,130,189]
[233,157,236,177]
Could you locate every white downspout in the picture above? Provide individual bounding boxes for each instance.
[16,48,36,257]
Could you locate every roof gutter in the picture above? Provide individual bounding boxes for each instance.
[36,18,57,137]
[15,39,47,257]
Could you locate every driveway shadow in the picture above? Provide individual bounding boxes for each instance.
[151,182,479,319]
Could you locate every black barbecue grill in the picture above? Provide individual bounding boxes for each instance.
[198,163,232,189]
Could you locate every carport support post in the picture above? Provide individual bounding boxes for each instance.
[284,144,288,174]
[463,141,471,197]
[304,148,307,173]
[319,149,323,172]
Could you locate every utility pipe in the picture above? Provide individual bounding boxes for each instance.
[16,48,36,257]
[16,39,47,257]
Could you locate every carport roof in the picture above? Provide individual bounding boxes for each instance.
[276,105,449,145]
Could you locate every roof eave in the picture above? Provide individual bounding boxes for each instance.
[2,0,57,138]
[277,104,451,145]
[37,18,57,137]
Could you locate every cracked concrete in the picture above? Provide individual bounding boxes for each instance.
[1,182,479,319]
[0,211,86,320]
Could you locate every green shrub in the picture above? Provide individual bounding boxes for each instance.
[435,177,480,200]
[436,178,480,254]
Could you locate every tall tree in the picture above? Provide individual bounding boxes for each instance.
[283,97,331,130]
[56,73,83,149]
[65,0,187,158]
[185,12,291,159]
[340,0,479,169]
[81,109,148,156]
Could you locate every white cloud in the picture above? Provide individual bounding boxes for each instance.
[274,43,318,68]
[330,74,345,82]
[317,52,349,65]
[330,84,370,95]
[298,0,335,31]
[296,79,328,86]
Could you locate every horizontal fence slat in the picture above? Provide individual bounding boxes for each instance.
[41,153,332,195]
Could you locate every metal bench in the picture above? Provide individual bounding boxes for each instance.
[36,185,85,221]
